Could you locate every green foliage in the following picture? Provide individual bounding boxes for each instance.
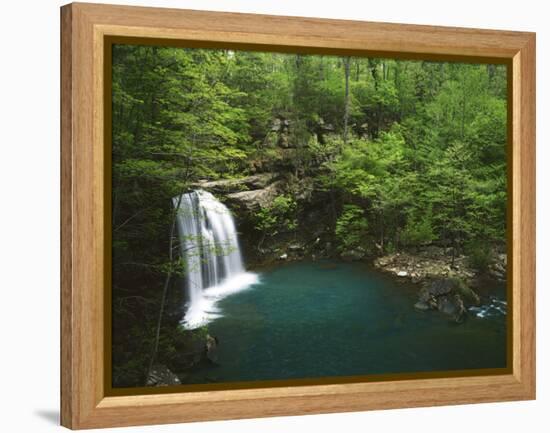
[326,62,506,255]
[447,277,480,305]
[401,209,436,247]
[191,325,210,341]
[335,205,369,252]
[465,241,494,274]
[254,195,298,235]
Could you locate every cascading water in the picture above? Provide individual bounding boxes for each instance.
[173,189,258,328]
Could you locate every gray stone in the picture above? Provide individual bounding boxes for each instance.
[288,244,304,251]
[194,173,277,194]
[437,296,458,315]
[205,334,219,363]
[146,365,181,387]
[426,279,456,296]
[414,301,430,311]
[226,181,282,212]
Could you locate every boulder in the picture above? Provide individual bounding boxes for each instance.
[194,173,277,195]
[424,278,456,297]
[416,278,473,322]
[341,249,365,261]
[226,181,282,212]
[437,295,459,316]
[169,329,222,372]
[288,244,303,251]
[205,334,219,363]
[414,301,430,311]
[488,255,507,281]
[271,118,282,131]
[146,365,181,387]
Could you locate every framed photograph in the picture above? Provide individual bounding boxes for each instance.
[61,2,535,429]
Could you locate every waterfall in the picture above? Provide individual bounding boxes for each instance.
[173,189,258,328]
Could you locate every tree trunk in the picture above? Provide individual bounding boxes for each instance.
[146,158,192,383]
[461,73,467,139]
[146,193,182,382]
[343,56,351,145]
[380,211,385,253]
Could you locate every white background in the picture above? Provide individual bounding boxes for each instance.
[0,0,546,431]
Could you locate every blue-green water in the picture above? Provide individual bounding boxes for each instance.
[197,261,507,383]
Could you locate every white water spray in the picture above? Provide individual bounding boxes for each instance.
[173,190,258,328]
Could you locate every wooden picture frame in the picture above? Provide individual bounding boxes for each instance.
[61,2,536,429]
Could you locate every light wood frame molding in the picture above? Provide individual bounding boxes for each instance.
[60,2,536,429]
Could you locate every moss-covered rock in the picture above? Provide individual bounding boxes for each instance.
[416,277,480,323]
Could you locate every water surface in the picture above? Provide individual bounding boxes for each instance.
[190,261,507,383]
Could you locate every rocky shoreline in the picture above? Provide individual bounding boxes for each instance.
[372,247,506,322]
[372,247,507,284]
[373,248,475,284]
